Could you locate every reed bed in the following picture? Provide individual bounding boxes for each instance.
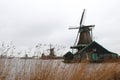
[0,59,120,80]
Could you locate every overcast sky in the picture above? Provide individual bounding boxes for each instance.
[0,0,120,55]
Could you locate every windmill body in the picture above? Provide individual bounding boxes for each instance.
[70,9,94,52]
[78,26,92,45]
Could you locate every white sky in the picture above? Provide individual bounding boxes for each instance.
[0,0,120,55]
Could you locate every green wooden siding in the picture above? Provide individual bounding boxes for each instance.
[92,53,98,60]
[112,54,117,58]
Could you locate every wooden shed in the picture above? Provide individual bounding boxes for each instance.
[73,41,118,62]
[63,51,74,61]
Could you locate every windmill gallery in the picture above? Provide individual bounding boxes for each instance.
[63,9,119,63]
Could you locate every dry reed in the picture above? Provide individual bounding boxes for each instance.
[0,59,120,80]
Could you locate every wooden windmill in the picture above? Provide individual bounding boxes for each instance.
[63,9,119,62]
[69,9,95,52]
[48,44,55,57]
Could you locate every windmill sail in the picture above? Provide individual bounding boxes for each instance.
[75,9,86,45]
[80,9,85,27]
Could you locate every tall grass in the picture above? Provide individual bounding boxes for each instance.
[0,59,120,80]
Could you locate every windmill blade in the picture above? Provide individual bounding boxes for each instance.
[74,32,79,45]
[69,27,79,29]
[74,9,85,44]
[80,25,95,29]
[82,25,95,28]
[80,9,85,27]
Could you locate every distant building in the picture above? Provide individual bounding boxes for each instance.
[41,44,63,59]
[41,44,56,59]
[64,51,74,61]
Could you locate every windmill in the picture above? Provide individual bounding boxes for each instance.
[64,9,119,62]
[69,9,95,52]
[48,44,55,57]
